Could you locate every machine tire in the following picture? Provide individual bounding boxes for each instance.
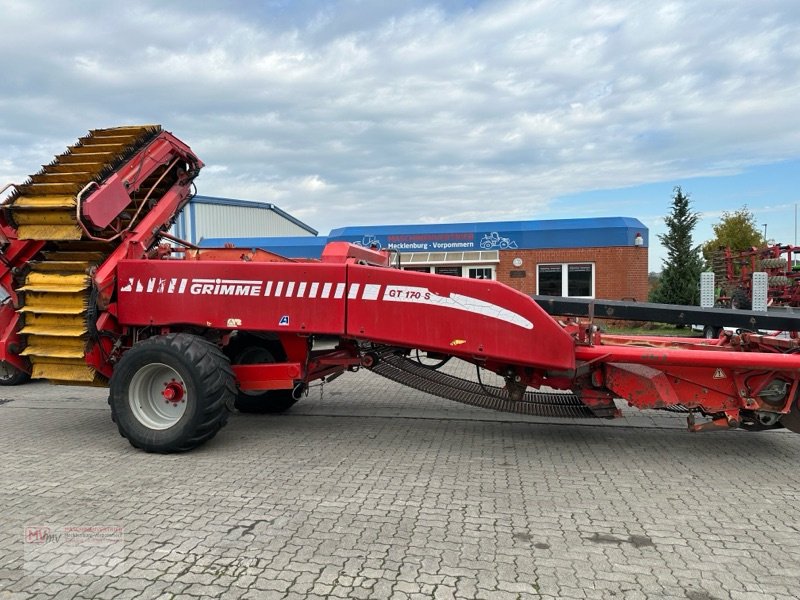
[703,326,721,339]
[235,390,299,414]
[0,361,30,386]
[730,288,751,310]
[228,340,299,414]
[109,333,234,453]
[781,391,800,434]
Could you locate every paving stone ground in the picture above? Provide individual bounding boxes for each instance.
[1,365,800,599]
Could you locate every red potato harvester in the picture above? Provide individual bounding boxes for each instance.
[1,125,799,452]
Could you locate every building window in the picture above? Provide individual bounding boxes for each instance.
[538,265,563,296]
[403,265,496,279]
[567,264,593,296]
[468,267,493,280]
[435,266,462,277]
[537,263,594,297]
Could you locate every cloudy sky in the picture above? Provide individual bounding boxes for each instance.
[1,0,799,271]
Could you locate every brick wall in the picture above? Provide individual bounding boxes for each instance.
[495,246,649,301]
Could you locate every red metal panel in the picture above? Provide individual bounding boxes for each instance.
[344,265,576,371]
[0,304,27,372]
[604,362,741,411]
[82,173,131,229]
[320,241,391,266]
[116,260,347,334]
[232,363,301,390]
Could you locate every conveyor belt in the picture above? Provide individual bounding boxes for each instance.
[10,126,162,240]
[6,126,165,383]
[18,249,102,382]
[370,353,603,418]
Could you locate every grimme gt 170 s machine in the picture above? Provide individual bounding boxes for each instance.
[2,125,800,453]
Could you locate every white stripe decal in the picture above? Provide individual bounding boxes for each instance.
[275,281,284,297]
[322,283,332,298]
[382,285,533,329]
[178,279,187,294]
[334,283,346,299]
[297,282,307,298]
[286,282,296,297]
[146,278,156,293]
[348,284,361,299]
[264,281,273,296]
[168,278,177,293]
[309,282,319,298]
[362,284,381,300]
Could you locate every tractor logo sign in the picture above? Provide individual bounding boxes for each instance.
[479,232,518,249]
[353,235,382,250]
[279,315,290,326]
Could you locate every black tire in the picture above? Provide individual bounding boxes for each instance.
[781,389,800,434]
[730,288,751,310]
[227,340,299,414]
[235,389,299,414]
[109,333,235,453]
[0,361,30,386]
[703,326,721,339]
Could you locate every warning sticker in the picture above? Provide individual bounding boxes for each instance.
[713,368,726,379]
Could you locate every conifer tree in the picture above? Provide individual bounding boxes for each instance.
[650,187,703,305]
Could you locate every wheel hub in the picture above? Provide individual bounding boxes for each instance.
[128,363,188,430]
[162,380,185,403]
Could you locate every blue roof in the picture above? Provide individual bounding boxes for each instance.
[329,216,648,250]
[330,216,644,236]
[201,216,648,256]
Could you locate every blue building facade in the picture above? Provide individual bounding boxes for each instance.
[200,216,649,301]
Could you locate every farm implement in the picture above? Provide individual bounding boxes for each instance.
[2,125,800,452]
[710,244,800,309]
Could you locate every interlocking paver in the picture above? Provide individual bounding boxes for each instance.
[2,368,800,599]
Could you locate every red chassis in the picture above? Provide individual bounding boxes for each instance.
[111,242,800,434]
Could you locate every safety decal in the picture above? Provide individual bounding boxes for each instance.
[712,368,726,379]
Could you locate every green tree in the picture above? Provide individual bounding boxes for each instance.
[701,205,765,265]
[650,186,704,305]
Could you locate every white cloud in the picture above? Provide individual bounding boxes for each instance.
[0,0,799,245]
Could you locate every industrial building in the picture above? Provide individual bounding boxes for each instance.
[171,195,317,243]
[201,215,649,302]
